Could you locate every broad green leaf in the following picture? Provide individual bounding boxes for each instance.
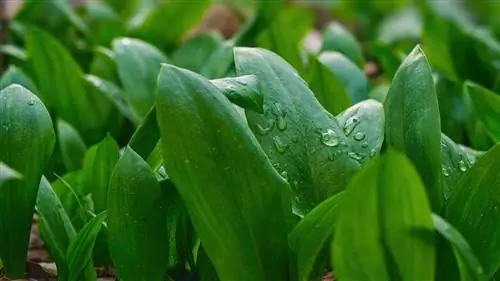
[234,47,359,215]
[377,7,422,45]
[51,171,88,231]
[369,83,390,103]
[432,213,485,281]
[113,37,167,118]
[200,40,236,79]
[26,27,110,142]
[0,65,38,94]
[336,99,385,160]
[83,135,119,214]
[289,192,343,281]
[0,163,21,186]
[84,74,141,125]
[128,107,160,161]
[466,81,500,142]
[80,1,125,46]
[171,32,224,73]
[319,51,369,104]
[440,134,474,200]
[307,56,351,115]
[57,119,88,172]
[66,211,107,281]
[333,150,435,281]
[156,64,293,280]
[196,246,219,281]
[132,0,212,50]
[210,75,264,113]
[0,44,27,61]
[463,92,494,151]
[0,85,56,278]
[36,177,80,280]
[234,0,284,46]
[445,142,500,278]
[257,6,314,75]
[89,47,120,85]
[321,21,364,67]
[108,147,169,281]
[384,45,443,211]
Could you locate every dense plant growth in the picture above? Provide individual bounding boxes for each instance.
[1,0,500,280]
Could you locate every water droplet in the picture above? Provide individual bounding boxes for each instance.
[340,140,347,147]
[273,102,287,117]
[236,80,248,86]
[353,132,366,141]
[292,180,299,186]
[320,129,339,147]
[273,163,281,170]
[277,116,287,131]
[328,151,335,161]
[291,136,299,143]
[442,167,450,177]
[458,159,468,172]
[273,136,287,154]
[184,159,190,164]
[361,141,369,148]
[255,120,274,135]
[343,116,360,136]
[441,139,448,148]
[369,149,377,158]
[28,98,35,106]
[348,152,363,162]
[281,171,289,180]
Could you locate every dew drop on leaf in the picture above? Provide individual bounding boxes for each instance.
[458,159,468,172]
[320,129,340,147]
[280,171,288,180]
[369,148,377,158]
[291,136,299,143]
[236,79,247,86]
[28,98,35,106]
[361,141,369,148]
[343,116,360,136]
[328,151,335,161]
[348,152,363,162]
[273,136,288,154]
[442,167,450,177]
[277,116,287,131]
[353,131,366,141]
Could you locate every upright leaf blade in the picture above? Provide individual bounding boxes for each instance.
[234,47,359,215]
[333,150,435,281]
[322,21,365,67]
[445,143,500,278]
[0,85,55,278]
[107,147,169,281]
[57,119,88,172]
[66,211,107,281]
[384,45,443,211]
[156,64,293,280]
[0,65,38,94]
[113,37,167,118]
[210,75,263,113]
[466,81,500,142]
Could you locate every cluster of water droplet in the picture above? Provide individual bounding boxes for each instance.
[441,139,471,178]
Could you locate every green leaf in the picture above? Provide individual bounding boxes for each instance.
[0,45,27,61]
[128,107,160,162]
[84,74,141,125]
[210,75,264,113]
[89,47,120,85]
[0,65,38,94]
[132,0,212,50]
[307,56,352,115]
[171,32,224,73]
[26,27,109,142]
[156,64,293,280]
[200,40,236,79]
[66,211,107,281]
[257,6,314,76]
[336,99,385,160]
[289,192,343,281]
[445,142,500,278]
[234,0,284,46]
[321,21,364,67]
[432,213,485,281]
[0,163,21,186]
[113,37,167,118]
[333,150,435,281]
[440,134,474,200]
[234,47,359,215]
[0,85,56,278]
[36,177,77,280]
[83,135,119,214]
[319,51,369,104]
[466,81,500,142]
[370,42,402,79]
[107,147,169,281]
[57,119,88,172]
[80,1,125,46]
[384,45,443,211]
[377,7,422,45]
[51,171,88,231]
